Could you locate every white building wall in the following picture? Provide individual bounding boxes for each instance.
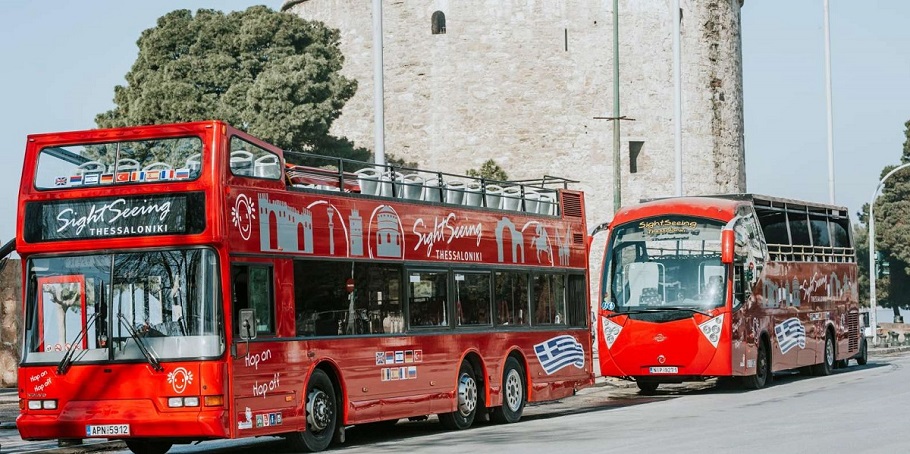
[282,0,745,228]
[282,0,747,343]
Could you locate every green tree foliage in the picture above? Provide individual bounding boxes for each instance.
[466,159,509,181]
[868,119,910,318]
[96,6,364,160]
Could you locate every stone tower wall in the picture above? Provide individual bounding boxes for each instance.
[282,0,746,228]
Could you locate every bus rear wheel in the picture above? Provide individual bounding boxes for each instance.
[124,440,172,454]
[439,361,478,430]
[855,337,868,365]
[492,357,526,424]
[743,339,770,389]
[287,369,336,452]
[812,332,835,376]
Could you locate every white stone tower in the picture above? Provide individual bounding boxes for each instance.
[282,0,746,227]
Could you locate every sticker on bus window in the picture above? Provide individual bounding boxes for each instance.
[638,219,699,238]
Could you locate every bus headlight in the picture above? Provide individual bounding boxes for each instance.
[602,317,624,349]
[27,400,57,410]
[168,396,201,408]
[698,314,724,348]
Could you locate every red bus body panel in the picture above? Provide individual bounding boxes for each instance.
[597,196,860,385]
[15,121,593,442]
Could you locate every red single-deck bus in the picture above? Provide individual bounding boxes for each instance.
[596,194,865,394]
[12,121,593,453]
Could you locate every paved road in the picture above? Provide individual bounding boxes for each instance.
[2,347,908,453]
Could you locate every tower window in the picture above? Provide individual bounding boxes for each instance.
[432,11,446,34]
[629,141,644,174]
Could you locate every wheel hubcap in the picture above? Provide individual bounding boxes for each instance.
[504,369,523,411]
[826,338,834,365]
[306,388,333,432]
[457,372,477,416]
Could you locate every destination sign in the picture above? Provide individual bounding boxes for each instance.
[25,193,205,242]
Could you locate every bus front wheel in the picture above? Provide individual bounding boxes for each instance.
[439,361,478,430]
[124,440,172,454]
[287,369,337,452]
[636,380,659,395]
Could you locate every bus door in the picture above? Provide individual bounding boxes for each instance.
[731,209,766,375]
[230,262,297,435]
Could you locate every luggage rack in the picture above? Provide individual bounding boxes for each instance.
[282,151,577,216]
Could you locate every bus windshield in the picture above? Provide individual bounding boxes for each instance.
[603,216,727,313]
[34,137,203,189]
[23,248,222,365]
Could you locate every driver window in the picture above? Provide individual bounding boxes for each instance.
[626,262,663,306]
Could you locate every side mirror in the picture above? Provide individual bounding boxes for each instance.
[239,308,257,340]
[721,229,734,264]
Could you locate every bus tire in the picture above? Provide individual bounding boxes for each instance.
[855,337,868,365]
[636,380,659,395]
[287,369,336,452]
[812,332,835,376]
[491,357,526,424]
[439,361,478,430]
[124,440,172,454]
[743,338,770,390]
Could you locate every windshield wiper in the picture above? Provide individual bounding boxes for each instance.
[57,313,98,375]
[606,307,711,318]
[606,309,666,318]
[659,306,711,316]
[117,314,163,372]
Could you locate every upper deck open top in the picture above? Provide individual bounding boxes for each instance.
[17,121,588,267]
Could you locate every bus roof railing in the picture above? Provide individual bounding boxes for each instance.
[281,150,575,215]
[640,193,851,217]
[766,244,856,263]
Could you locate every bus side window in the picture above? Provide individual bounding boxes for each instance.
[231,264,275,336]
[733,266,744,309]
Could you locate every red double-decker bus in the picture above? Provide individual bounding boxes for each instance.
[596,195,864,394]
[12,121,593,453]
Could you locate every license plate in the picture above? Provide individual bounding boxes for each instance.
[649,366,678,374]
[86,424,130,437]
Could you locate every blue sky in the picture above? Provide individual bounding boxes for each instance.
[1,1,908,246]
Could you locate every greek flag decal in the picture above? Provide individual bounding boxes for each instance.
[774,317,806,354]
[534,335,585,375]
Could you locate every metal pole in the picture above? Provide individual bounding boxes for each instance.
[612,0,621,213]
[372,0,386,165]
[673,0,682,197]
[824,0,835,204]
[868,162,910,345]
[869,190,877,345]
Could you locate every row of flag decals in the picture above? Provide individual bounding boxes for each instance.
[55,168,192,186]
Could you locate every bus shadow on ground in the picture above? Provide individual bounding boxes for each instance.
[647,360,890,397]
[267,396,672,452]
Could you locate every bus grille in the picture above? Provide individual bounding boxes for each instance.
[847,311,859,353]
[561,192,583,218]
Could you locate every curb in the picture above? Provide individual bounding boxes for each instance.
[870,346,910,355]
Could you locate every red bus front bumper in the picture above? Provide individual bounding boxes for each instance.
[17,400,229,440]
